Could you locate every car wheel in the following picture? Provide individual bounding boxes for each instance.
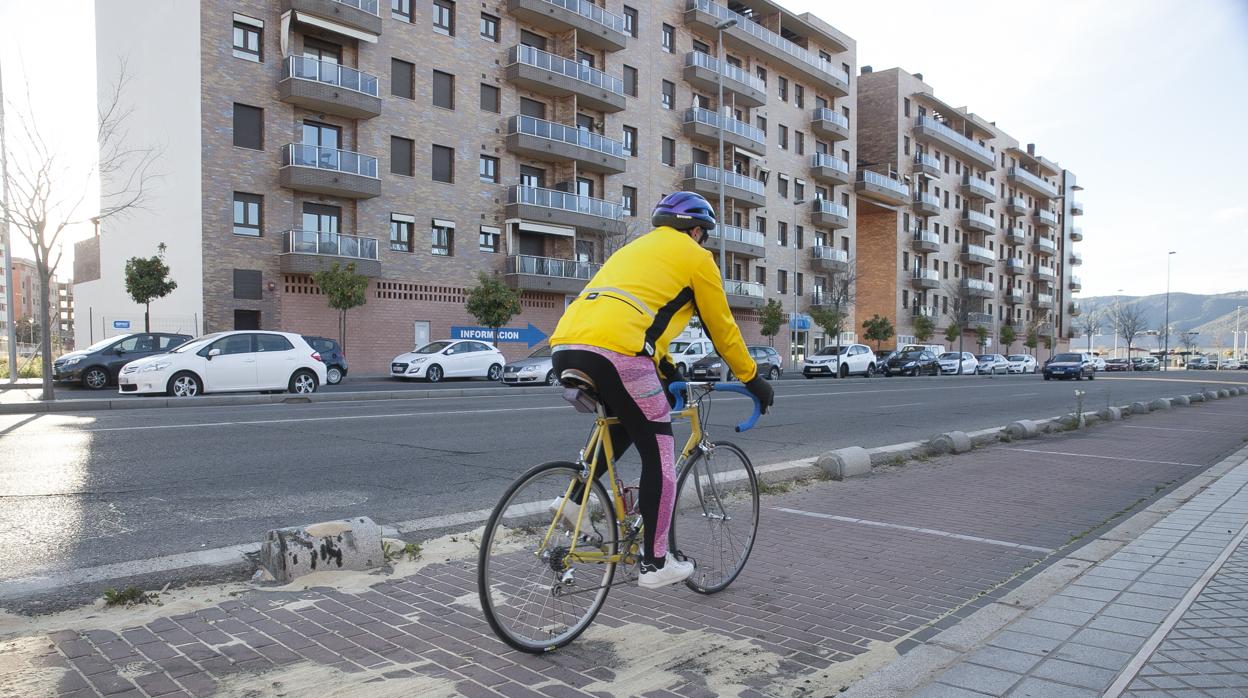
[1043,374,1051,381]
[545,369,558,386]
[676,363,687,379]
[289,369,318,394]
[326,366,343,385]
[866,363,876,377]
[487,363,503,381]
[839,364,849,379]
[804,374,814,379]
[1089,372,1096,380]
[767,366,780,381]
[167,372,202,398]
[909,368,917,377]
[426,365,443,383]
[82,367,109,390]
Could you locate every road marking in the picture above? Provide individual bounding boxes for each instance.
[1121,425,1232,435]
[771,507,1054,553]
[1008,448,1203,468]
[1184,410,1248,417]
[876,403,923,409]
[1013,393,1040,397]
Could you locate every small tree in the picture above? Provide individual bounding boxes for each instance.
[1178,331,1200,361]
[974,325,989,352]
[809,306,847,356]
[312,262,370,351]
[1024,329,1039,354]
[15,317,39,345]
[759,299,784,347]
[944,323,960,345]
[818,260,856,357]
[1079,309,1104,353]
[913,315,935,344]
[1000,325,1017,354]
[1111,303,1149,368]
[124,242,178,332]
[862,314,894,351]
[465,272,522,346]
[943,281,974,373]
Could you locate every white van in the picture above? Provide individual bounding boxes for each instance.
[669,338,714,376]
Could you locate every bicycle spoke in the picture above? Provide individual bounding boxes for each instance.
[671,442,758,594]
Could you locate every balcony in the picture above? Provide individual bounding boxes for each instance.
[706,225,765,258]
[1069,302,1082,317]
[809,246,849,273]
[912,229,940,253]
[912,191,940,217]
[962,209,996,234]
[1005,196,1027,217]
[506,45,626,113]
[682,51,766,108]
[1034,293,1054,310]
[855,170,910,207]
[279,57,381,119]
[1070,275,1083,292]
[279,144,379,199]
[1070,226,1084,242]
[1007,167,1058,199]
[1071,201,1084,216]
[912,115,996,169]
[810,108,849,142]
[724,279,765,309]
[280,230,380,277]
[506,115,626,174]
[912,152,941,177]
[967,312,993,326]
[1005,258,1026,275]
[961,243,994,266]
[1034,208,1059,228]
[1005,288,1025,304]
[810,153,850,186]
[682,164,766,208]
[505,186,621,232]
[684,0,850,95]
[1034,236,1057,256]
[1033,266,1057,282]
[282,0,382,37]
[809,291,835,309]
[1070,251,1083,266]
[1005,227,1026,246]
[505,254,600,294]
[911,268,940,290]
[811,199,849,229]
[962,278,995,298]
[911,305,939,319]
[961,173,996,202]
[506,0,628,51]
[682,107,766,153]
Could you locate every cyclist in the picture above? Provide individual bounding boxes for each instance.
[550,191,774,590]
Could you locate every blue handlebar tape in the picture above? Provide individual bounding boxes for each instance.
[665,381,761,432]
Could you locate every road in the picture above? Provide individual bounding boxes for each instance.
[2,371,1245,608]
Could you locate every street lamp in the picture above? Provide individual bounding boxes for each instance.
[1235,305,1244,360]
[1163,251,1175,370]
[792,199,807,368]
[713,17,737,281]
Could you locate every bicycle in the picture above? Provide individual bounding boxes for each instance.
[477,375,763,653]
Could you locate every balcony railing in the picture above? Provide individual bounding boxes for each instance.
[813,199,849,217]
[912,305,938,318]
[686,0,850,85]
[1070,275,1083,287]
[915,115,994,163]
[962,173,993,196]
[1009,166,1059,197]
[1036,293,1054,305]
[683,107,765,147]
[534,0,626,34]
[509,45,625,96]
[1036,237,1058,254]
[914,230,940,247]
[913,191,940,208]
[283,144,379,178]
[964,243,993,260]
[507,185,622,220]
[724,279,765,298]
[1006,227,1026,243]
[334,0,379,15]
[708,224,764,247]
[811,246,848,263]
[1006,258,1026,273]
[506,254,600,280]
[683,163,765,195]
[282,230,379,260]
[860,169,910,197]
[283,56,379,96]
[963,278,995,293]
[1006,288,1025,302]
[913,268,939,283]
[1006,195,1028,211]
[1034,266,1057,280]
[963,209,996,230]
[685,50,765,92]
[509,115,624,158]
[967,312,993,326]
[1036,208,1059,227]
[811,153,850,174]
[811,107,848,130]
[914,152,940,171]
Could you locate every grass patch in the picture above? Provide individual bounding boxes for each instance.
[382,540,423,563]
[102,586,154,607]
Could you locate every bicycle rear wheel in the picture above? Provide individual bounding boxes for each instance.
[477,461,618,653]
[670,441,759,594]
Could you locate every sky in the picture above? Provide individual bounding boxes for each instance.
[2,0,1247,297]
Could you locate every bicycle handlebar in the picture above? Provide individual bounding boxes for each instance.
[667,381,762,432]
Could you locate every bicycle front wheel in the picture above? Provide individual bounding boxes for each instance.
[477,461,618,653]
[670,441,759,594]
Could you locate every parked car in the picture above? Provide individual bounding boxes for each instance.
[118,331,326,397]
[1043,352,1097,381]
[52,332,193,390]
[1185,356,1213,370]
[1006,354,1039,374]
[875,348,897,367]
[975,354,1009,375]
[1104,358,1132,372]
[391,340,505,383]
[502,345,556,386]
[1092,356,1107,371]
[882,350,940,377]
[1219,357,1241,370]
[938,352,979,375]
[1132,356,1160,371]
[802,343,877,378]
[304,336,348,385]
[900,344,946,356]
[689,345,783,382]
[668,338,715,377]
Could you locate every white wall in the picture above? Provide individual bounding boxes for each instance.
[76,0,203,346]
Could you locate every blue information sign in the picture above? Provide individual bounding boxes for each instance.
[450,323,548,348]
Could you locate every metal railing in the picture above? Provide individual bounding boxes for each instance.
[912,268,939,282]
[1071,226,1084,239]
[1036,236,1057,253]
[506,254,600,280]
[282,230,379,260]
[283,144,379,178]
[913,191,940,209]
[534,0,626,34]
[1036,293,1054,305]
[967,312,993,325]
[333,0,379,16]
[509,45,625,95]
[860,169,910,197]
[963,278,995,293]
[1070,275,1083,287]
[685,50,765,91]
[912,305,938,318]
[1006,288,1025,302]
[1009,167,1058,197]
[914,152,940,170]
[913,230,940,246]
[724,279,765,298]
[509,115,624,158]
[283,56,379,96]
[1006,195,1028,210]
[1005,258,1026,272]
[811,107,849,129]
[915,115,994,162]
[507,185,623,220]
[708,224,764,247]
[963,243,993,260]
[686,0,850,85]
[1035,208,1059,226]
[1006,227,1026,241]
[1070,252,1083,265]
[962,173,992,195]
[811,245,848,263]
[813,199,849,217]
[963,209,995,229]
[811,153,849,174]
[683,107,765,146]
[1034,266,1057,279]
[683,163,765,195]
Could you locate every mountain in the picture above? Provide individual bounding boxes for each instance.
[1076,292,1248,350]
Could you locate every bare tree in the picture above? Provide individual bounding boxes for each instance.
[1111,303,1149,368]
[819,259,856,357]
[0,59,160,399]
[1178,331,1200,359]
[1078,309,1105,352]
[601,215,642,260]
[943,281,973,373]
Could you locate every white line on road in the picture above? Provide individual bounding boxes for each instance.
[1008,448,1203,468]
[1121,425,1233,435]
[771,507,1054,554]
[875,403,924,409]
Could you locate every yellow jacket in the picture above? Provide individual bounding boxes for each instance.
[551,226,757,383]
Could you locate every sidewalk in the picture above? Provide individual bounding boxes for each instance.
[2,394,1246,697]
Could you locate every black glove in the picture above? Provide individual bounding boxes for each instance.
[658,357,680,408]
[744,376,774,415]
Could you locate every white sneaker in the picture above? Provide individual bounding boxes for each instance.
[638,553,695,589]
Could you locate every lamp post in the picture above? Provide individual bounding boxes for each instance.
[0,58,17,381]
[792,199,807,369]
[1235,305,1243,360]
[713,17,737,281]
[1163,251,1175,370]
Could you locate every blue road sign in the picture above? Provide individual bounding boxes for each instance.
[113,320,131,329]
[788,313,811,331]
[451,323,548,348]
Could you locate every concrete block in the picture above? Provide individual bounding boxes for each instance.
[1217,389,1230,398]
[259,516,385,583]
[1190,393,1205,403]
[967,427,1003,446]
[1172,395,1190,406]
[1149,398,1171,411]
[1083,413,1102,427]
[929,430,972,454]
[817,446,872,480]
[1006,420,1040,439]
[1237,386,1248,396]
[1130,401,1151,415]
[1204,390,1219,401]
[1098,406,1122,421]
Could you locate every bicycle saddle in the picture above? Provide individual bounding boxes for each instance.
[559,369,597,394]
[559,369,600,413]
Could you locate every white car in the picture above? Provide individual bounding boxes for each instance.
[975,354,1009,374]
[669,338,714,377]
[1006,354,1039,374]
[1092,356,1107,371]
[391,340,505,383]
[938,352,979,375]
[118,331,327,397]
[802,343,877,378]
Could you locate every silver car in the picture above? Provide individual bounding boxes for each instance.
[502,346,556,386]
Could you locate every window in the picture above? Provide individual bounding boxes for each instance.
[432,144,454,182]
[232,104,262,149]
[794,180,805,201]
[480,12,499,41]
[661,24,673,52]
[622,5,638,37]
[479,226,500,253]
[661,80,674,109]
[756,115,767,135]
[778,124,788,150]
[755,66,767,85]
[778,76,788,100]
[479,155,498,183]
[433,0,454,35]
[778,221,788,247]
[623,65,637,97]
[391,59,414,99]
[480,83,499,112]
[796,225,804,248]
[520,165,545,188]
[232,17,262,62]
[777,175,788,199]
[623,126,637,156]
[755,216,766,235]
[622,186,637,216]
[795,131,805,155]
[661,137,675,166]
[391,136,414,176]
[233,270,262,300]
[232,193,262,237]
[903,97,910,117]
[520,97,546,119]
[755,266,766,285]
[796,273,803,296]
[693,39,709,54]
[390,215,413,252]
[233,310,261,331]
[520,29,547,50]
[392,0,411,21]
[433,70,454,109]
[778,269,788,295]
[794,84,804,108]
[257,334,293,352]
[432,221,454,256]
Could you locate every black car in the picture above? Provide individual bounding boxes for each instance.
[1104,358,1131,372]
[304,336,348,385]
[1043,352,1097,381]
[52,332,192,389]
[689,345,783,381]
[882,350,940,376]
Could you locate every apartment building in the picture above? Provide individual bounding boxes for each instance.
[78,0,859,372]
[855,67,1083,355]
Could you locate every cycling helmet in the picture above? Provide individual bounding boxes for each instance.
[651,191,717,233]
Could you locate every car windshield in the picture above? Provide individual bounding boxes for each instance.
[415,341,453,354]
[83,335,129,353]
[976,355,995,362]
[897,351,924,360]
[1008,355,1029,362]
[701,352,720,361]
[170,334,221,354]
[815,346,845,356]
[939,353,960,360]
[669,342,690,353]
[1055,353,1083,362]
[528,346,552,358]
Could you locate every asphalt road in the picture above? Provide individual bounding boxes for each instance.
[3,371,1246,607]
